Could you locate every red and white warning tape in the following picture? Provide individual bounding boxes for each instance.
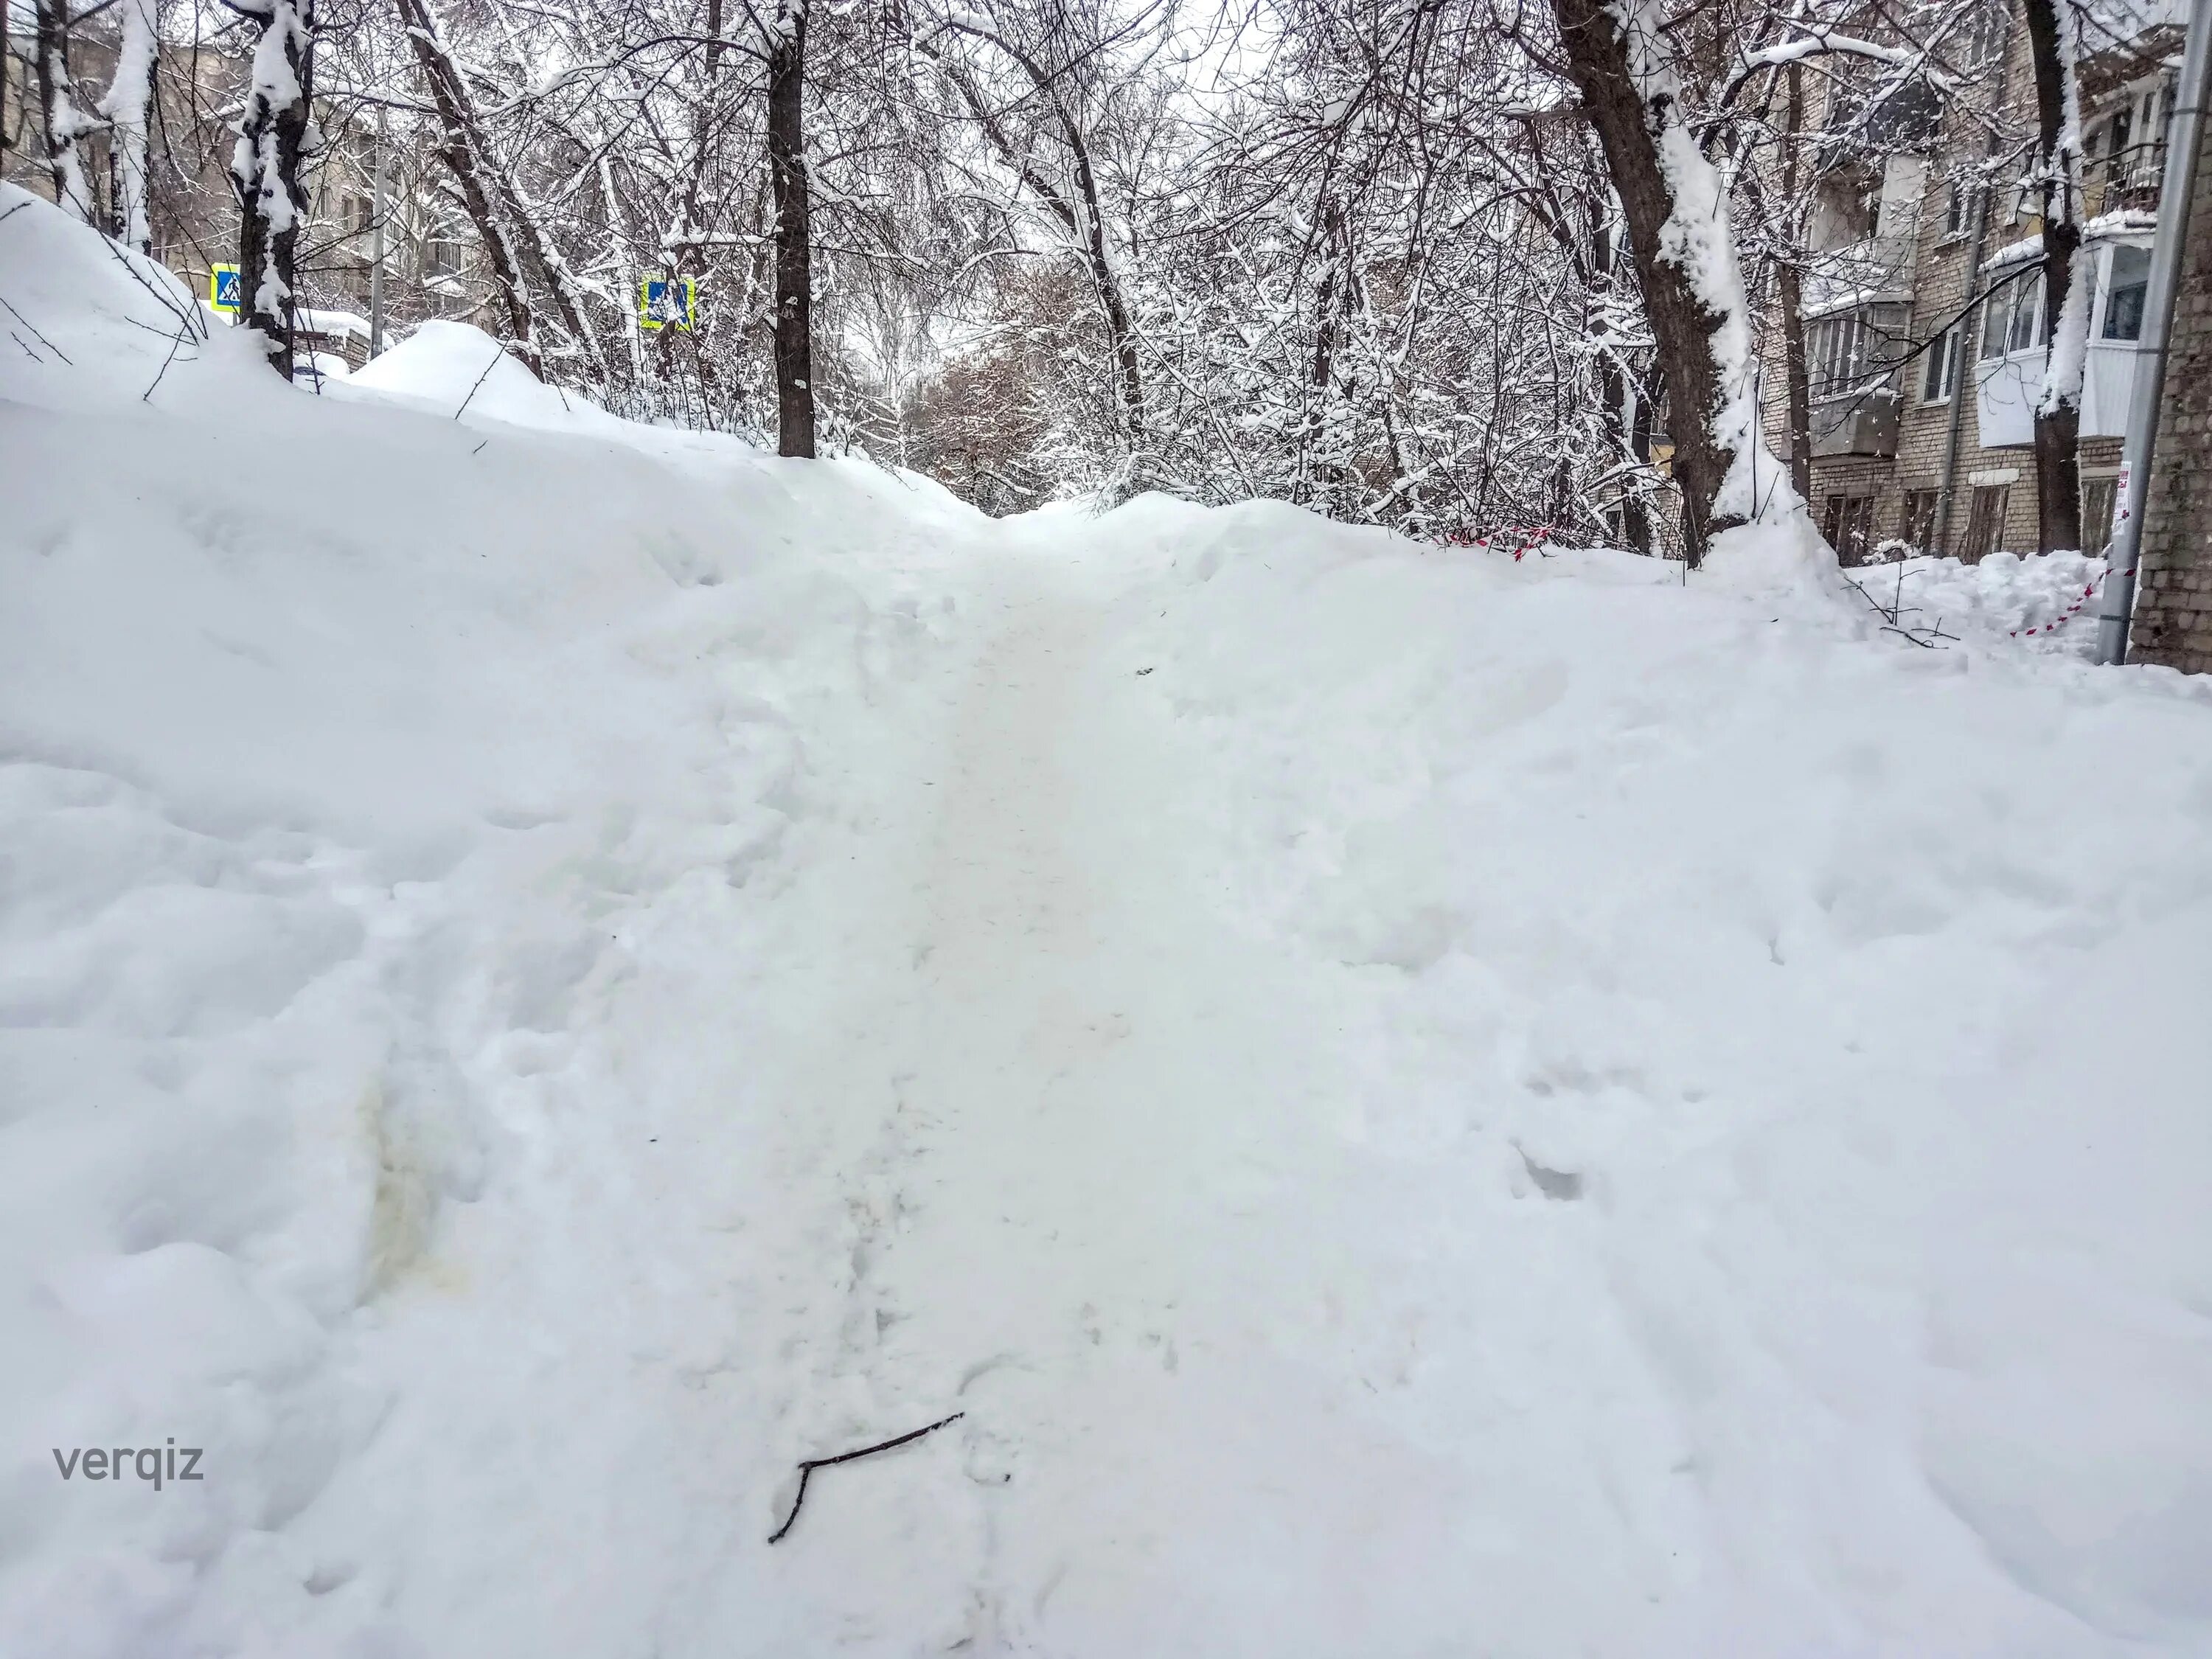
[1438,524,1556,561]
[2009,568,2106,638]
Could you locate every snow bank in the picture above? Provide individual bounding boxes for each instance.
[6,184,2212,1658]
[0,181,271,411]
[1852,548,2111,655]
[341,319,628,435]
[1074,499,2212,1649]
[0,188,977,1655]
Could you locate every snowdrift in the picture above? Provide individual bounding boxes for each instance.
[5,184,2212,1658]
[0,187,976,1653]
[339,317,630,434]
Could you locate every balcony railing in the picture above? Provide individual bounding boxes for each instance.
[2084,139,2166,218]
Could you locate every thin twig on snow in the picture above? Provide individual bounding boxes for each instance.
[765,1411,966,1545]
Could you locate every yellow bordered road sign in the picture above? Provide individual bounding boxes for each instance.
[639,276,697,332]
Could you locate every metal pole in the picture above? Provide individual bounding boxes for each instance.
[369,101,387,358]
[2096,0,2212,664]
[1931,182,1992,557]
[1933,45,2013,559]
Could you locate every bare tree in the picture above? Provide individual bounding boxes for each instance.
[768,0,816,456]
[392,0,546,370]
[97,0,161,255]
[31,0,98,222]
[228,0,317,376]
[911,0,1151,460]
[1774,60,1814,501]
[1549,0,1784,563]
[164,0,2018,549]
[2023,0,2084,551]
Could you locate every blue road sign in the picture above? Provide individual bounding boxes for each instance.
[639,276,697,333]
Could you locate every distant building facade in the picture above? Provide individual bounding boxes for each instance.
[1760,3,2186,564]
[3,24,493,368]
[2128,88,2212,671]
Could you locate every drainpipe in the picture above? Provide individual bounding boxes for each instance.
[2096,0,2212,664]
[369,102,387,359]
[1933,48,2014,557]
[1932,186,1992,554]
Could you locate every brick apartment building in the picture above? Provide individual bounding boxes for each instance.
[1763,1,2186,565]
[2129,74,2212,671]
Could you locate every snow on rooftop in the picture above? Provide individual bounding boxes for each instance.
[2083,0,2186,46]
[293,305,369,338]
[1801,284,1912,319]
[1986,208,2160,270]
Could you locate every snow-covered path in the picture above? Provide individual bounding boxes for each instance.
[244,532,1467,1658]
[744,543,1399,1646]
[260,516,2209,1659]
[231,524,1652,1656]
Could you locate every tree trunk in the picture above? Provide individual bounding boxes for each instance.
[1777,258,1813,501]
[1628,367,1658,555]
[1585,204,1656,554]
[920,18,1144,455]
[2023,0,2084,552]
[1551,0,1760,565]
[1778,63,1813,501]
[393,0,541,372]
[1066,124,1144,451]
[1295,198,1344,507]
[1596,339,1629,543]
[32,0,97,223]
[768,0,816,458]
[234,0,315,378]
[97,0,160,254]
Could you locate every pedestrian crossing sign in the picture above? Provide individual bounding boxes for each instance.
[639,275,697,332]
[209,264,241,313]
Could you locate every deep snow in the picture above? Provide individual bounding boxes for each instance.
[5,184,2212,1657]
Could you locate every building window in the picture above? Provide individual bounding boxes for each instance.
[2081,476,2119,556]
[1822,492,1880,563]
[1941,179,1972,239]
[426,235,463,279]
[1921,323,1962,402]
[1963,0,2007,66]
[2102,243,2152,340]
[1964,483,2011,560]
[1809,314,1860,397]
[2087,80,2174,212]
[1816,170,1882,244]
[1901,487,1941,553]
[1809,304,1910,398]
[1981,268,2046,358]
[2101,102,2135,164]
